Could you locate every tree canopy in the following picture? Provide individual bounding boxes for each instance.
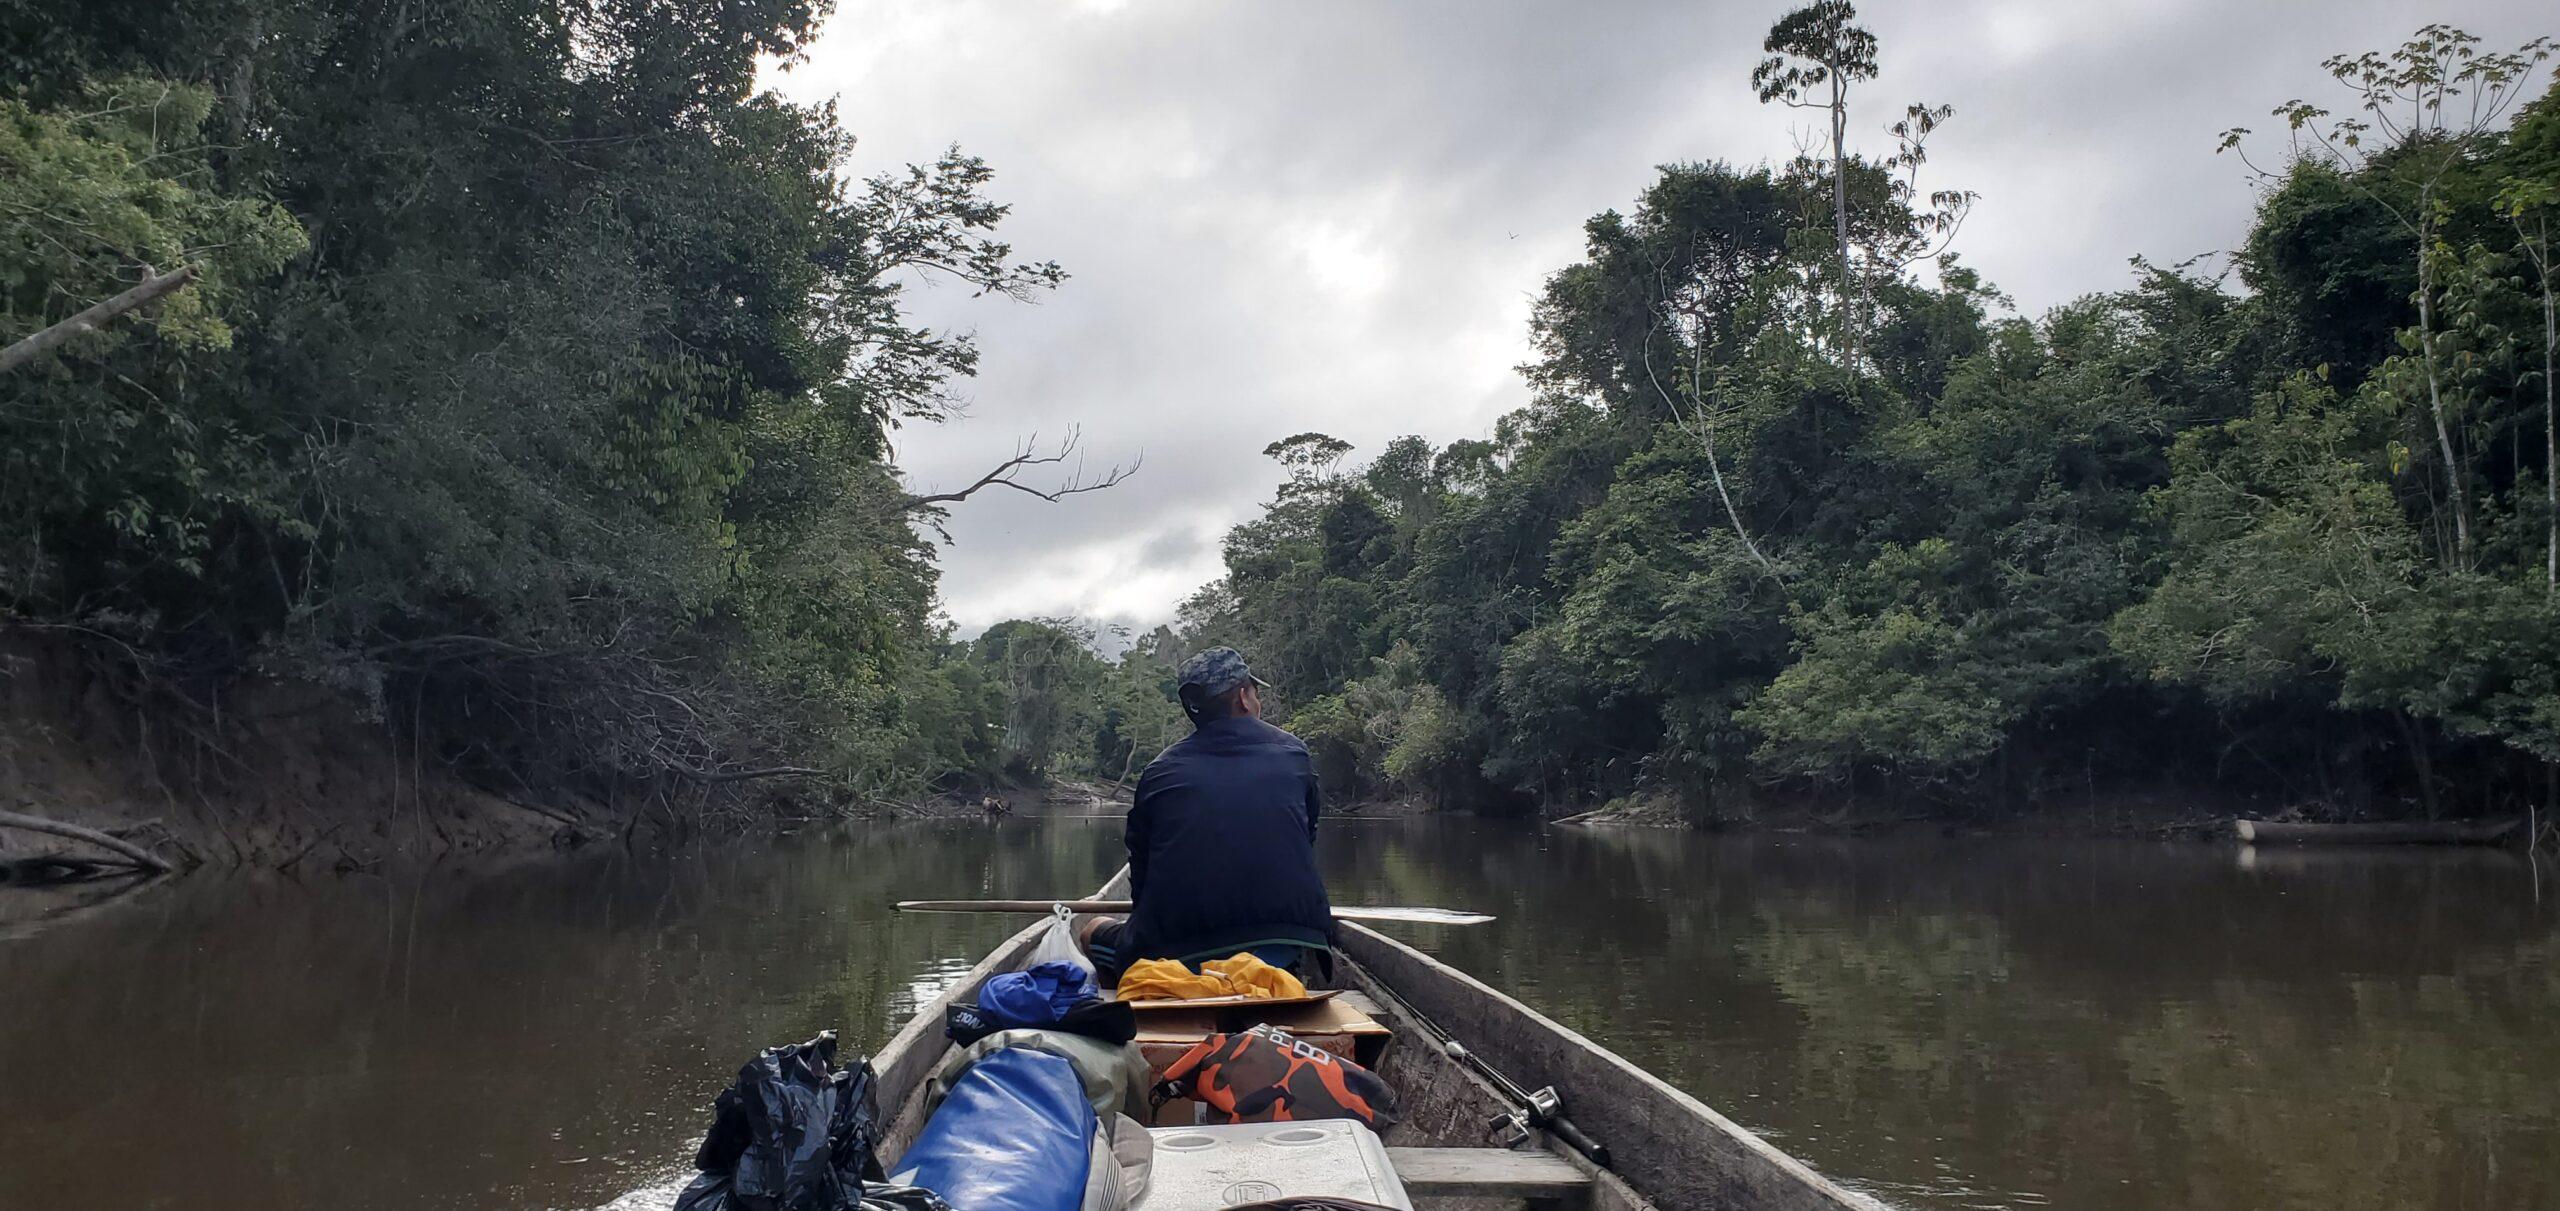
[1151,24,2560,822]
[0,0,1104,812]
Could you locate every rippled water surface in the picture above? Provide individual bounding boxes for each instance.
[3,816,2555,1210]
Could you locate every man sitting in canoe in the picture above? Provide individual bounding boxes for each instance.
[1079,646,1335,984]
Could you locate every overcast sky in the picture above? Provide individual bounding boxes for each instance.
[773,0,2551,638]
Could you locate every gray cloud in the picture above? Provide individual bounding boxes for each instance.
[1133,523,1211,572]
[776,0,2552,633]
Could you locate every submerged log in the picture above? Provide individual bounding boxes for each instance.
[2234,817,2524,846]
[0,810,175,873]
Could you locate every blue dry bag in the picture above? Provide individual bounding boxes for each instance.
[974,960,1100,1029]
[886,1048,1097,1211]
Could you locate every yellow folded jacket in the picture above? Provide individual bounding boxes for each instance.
[1116,953,1308,1001]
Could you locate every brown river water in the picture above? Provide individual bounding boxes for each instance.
[2,816,2555,1210]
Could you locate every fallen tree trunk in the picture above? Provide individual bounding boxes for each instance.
[0,264,198,373]
[0,810,175,873]
[2234,817,2525,847]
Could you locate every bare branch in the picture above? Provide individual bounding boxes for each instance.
[1641,312,1777,575]
[901,427,1141,511]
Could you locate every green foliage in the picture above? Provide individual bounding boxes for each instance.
[1187,39,2560,819]
[1751,3,1877,109]
[1,1,1067,807]
[907,618,1191,792]
[1742,541,2009,774]
[1,77,305,355]
[970,619,1107,779]
[1088,635,1187,782]
[1,76,309,601]
[2242,161,2414,385]
[1283,644,1462,802]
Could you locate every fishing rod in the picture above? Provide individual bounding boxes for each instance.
[1352,962,1611,1168]
[1444,1039,1612,1167]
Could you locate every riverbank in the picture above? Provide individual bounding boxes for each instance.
[0,635,571,870]
[1531,786,2535,843]
[0,632,1165,872]
[1536,788,2242,834]
[0,634,933,870]
[2,620,2523,877]
[875,775,1132,821]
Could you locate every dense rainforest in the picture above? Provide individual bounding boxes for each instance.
[0,0,1109,825]
[5,3,2558,835]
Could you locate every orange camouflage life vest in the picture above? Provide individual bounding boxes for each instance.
[1150,1024,1399,1130]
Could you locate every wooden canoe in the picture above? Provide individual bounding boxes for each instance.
[2234,816,2525,846]
[864,871,1883,1211]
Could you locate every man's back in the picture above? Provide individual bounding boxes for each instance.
[1124,714,1333,963]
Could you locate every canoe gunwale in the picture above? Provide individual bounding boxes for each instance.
[1333,948,1657,1211]
[1334,921,1884,1211]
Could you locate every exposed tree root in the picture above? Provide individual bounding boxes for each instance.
[0,809,174,873]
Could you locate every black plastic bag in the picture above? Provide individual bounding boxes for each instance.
[677,1030,888,1211]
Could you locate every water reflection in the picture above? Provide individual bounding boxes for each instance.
[1321,822,2560,1211]
[0,821,1123,1211]
[2,817,2553,1211]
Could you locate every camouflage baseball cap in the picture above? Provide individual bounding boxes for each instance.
[1176,646,1270,698]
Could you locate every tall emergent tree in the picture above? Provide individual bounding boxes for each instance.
[1753,1,1877,375]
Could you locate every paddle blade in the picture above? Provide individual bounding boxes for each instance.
[891,899,1492,926]
[1330,905,1495,926]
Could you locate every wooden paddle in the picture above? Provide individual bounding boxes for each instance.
[893,898,1494,926]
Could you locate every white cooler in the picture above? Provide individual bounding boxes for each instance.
[1136,1119,1414,1209]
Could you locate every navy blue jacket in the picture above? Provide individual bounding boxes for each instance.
[1124,715,1333,962]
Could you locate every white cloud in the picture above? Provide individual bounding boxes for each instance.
[1280,213,1396,302]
